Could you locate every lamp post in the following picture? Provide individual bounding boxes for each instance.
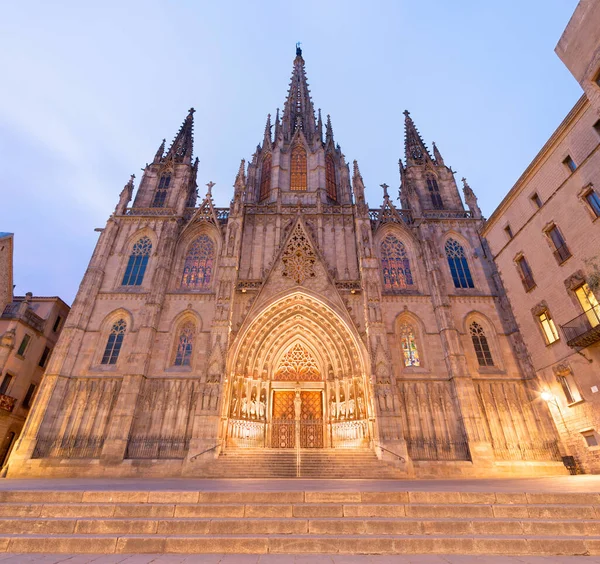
[541,390,569,434]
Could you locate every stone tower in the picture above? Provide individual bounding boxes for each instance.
[7,46,565,478]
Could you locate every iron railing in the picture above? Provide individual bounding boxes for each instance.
[561,307,600,348]
[32,436,105,459]
[125,437,190,459]
[491,439,562,462]
[406,439,471,461]
[553,244,572,264]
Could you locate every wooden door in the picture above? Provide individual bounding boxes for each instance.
[271,391,295,448]
[300,391,323,448]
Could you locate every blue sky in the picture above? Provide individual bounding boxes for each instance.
[0,1,581,304]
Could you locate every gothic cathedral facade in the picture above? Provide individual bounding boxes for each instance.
[7,47,567,478]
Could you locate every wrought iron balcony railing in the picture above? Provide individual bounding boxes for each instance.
[553,243,572,265]
[561,306,600,348]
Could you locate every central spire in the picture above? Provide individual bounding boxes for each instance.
[281,44,317,142]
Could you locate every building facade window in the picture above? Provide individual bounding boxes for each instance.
[585,189,600,218]
[399,323,420,367]
[0,375,13,395]
[516,256,536,292]
[152,174,171,207]
[290,145,307,191]
[557,373,582,404]
[426,176,443,209]
[469,322,494,367]
[38,346,51,368]
[101,319,126,365]
[563,155,577,172]
[181,235,215,289]
[445,238,474,289]
[22,384,36,409]
[16,334,31,357]
[583,431,599,448]
[504,225,513,239]
[380,234,413,291]
[259,155,271,201]
[325,154,337,201]
[575,283,600,329]
[174,322,194,367]
[52,315,62,333]
[531,193,543,208]
[122,237,152,286]
[546,225,571,264]
[538,310,559,344]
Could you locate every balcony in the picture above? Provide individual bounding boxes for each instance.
[553,243,572,265]
[561,307,600,348]
[0,394,16,413]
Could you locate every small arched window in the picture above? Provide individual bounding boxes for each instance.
[181,235,215,289]
[259,155,271,201]
[101,319,126,365]
[426,176,443,210]
[325,155,337,201]
[122,237,152,286]
[174,322,194,366]
[469,322,494,366]
[381,234,413,291]
[399,323,420,367]
[445,238,474,288]
[152,174,171,207]
[290,145,307,191]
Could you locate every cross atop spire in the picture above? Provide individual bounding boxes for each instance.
[281,45,317,142]
[403,109,431,165]
[166,107,195,164]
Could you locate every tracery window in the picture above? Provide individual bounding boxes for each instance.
[259,155,272,201]
[275,343,320,381]
[469,322,494,367]
[122,237,152,286]
[174,322,194,366]
[181,235,215,289]
[152,174,171,207]
[325,154,337,201]
[445,238,474,289]
[101,319,126,365]
[399,323,420,367]
[380,234,413,290]
[426,176,443,209]
[290,145,307,191]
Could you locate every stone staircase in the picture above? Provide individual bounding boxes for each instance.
[0,489,598,555]
[198,448,405,478]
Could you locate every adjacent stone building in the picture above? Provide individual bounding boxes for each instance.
[6,46,565,478]
[0,233,70,468]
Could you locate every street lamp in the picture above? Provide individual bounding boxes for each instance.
[540,389,569,434]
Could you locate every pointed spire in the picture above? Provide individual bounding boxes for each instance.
[281,45,317,142]
[403,110,431,165]
[274,108,281,140]
[166,107,195,164]
[352,160,366,205]
[432,141,444,166]
[235,159,246,187]
[154,138,166,164]
[325,114,334,145]
[263,114,272,148]
[115,174,135,214]
[462,177,482,219]
[317,109,323,143]
[380,183,390,200]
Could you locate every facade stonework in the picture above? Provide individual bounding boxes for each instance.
[6,48,565,478]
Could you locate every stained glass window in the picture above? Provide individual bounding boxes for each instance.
[325,154,337,201]
[122,237,152,286]
[152,174,171,207]
[381,234,413,290]
[469,322,494,366]
[101,319,126,365]
[290,145,307,191]
[399,323,420,367]
[174,322,194,366]
[445,238,474,288]
[259,155,271,201]
[426,176,443,209]
[181,235,215,289]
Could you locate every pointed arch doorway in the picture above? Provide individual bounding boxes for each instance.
[224,293,372,451]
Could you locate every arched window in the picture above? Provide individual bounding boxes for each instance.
[445,238,474,288]
[290,145,307,191]
[469,322,494,366]
[174,322,194,366]
[259,155,271,201]
[122,237,152,286]
[152,174,171,207]
[325,154,337,201]
[380,234,414,290]
[426,176,443,209]
[399,323,420,367]
[101,319,126,365]
[181,235,215,289]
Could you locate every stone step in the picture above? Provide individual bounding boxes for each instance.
[0,533,599,555]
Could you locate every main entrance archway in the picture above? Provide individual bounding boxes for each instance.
[223,292,372,450]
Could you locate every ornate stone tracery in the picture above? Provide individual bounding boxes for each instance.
[275,342,320,381]
[282,223,316,284]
